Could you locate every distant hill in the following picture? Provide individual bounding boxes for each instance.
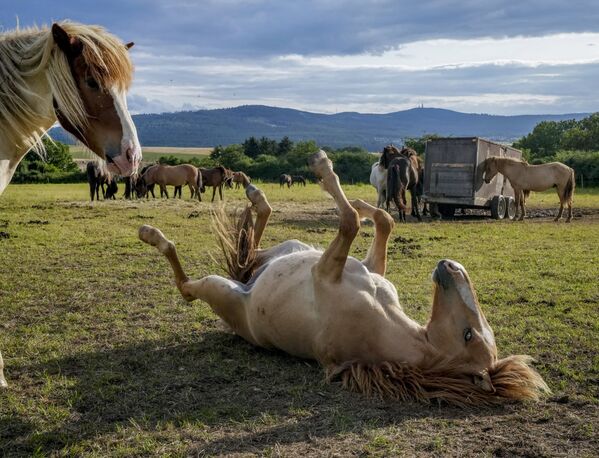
[50,105,592,150]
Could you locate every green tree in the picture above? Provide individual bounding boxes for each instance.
[404,134,440,156]
[277,136,293,156]
[13,138,81,183]
[243,136,261,159]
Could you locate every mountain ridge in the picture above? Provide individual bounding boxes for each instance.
[50,105,592,150]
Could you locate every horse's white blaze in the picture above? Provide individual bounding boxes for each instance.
[109,86,141,175]
[482,326,495,347]
[447,260,479,314]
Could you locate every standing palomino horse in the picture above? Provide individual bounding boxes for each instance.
[484,157,575,222]
[137,164,202,200]
[0,21,140,388]
[139,150,548,404]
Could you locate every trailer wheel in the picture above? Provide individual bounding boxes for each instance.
[438,204,455,218]
[491,195,506,220]
[504,197,516,220]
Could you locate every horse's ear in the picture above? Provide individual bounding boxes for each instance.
[125,42,135,50]
[474,370,495,392]
[52,23,82,57]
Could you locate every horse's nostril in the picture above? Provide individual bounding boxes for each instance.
[106,155,115,164]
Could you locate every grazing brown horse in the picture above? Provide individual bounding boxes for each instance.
[380,146,422,221]
[0,21,139,388]
[291,175,307,186]
[484,157,575,222]
[86,161,118,201]
[139,150,548,405]
[279,174,292,188]
[199,166,227,202]
[233,171,250,189]
[138,164,202,200]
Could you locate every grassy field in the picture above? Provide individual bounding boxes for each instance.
[0,183,597,456]
[69,145,213,163]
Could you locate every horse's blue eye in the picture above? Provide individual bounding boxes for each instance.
[464,328,472,342]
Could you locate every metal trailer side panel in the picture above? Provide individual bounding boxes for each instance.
[424,138,478,204]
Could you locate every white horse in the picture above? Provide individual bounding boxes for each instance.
[140,151,548,404]
[369,161,387,208]
[0,21,140,388]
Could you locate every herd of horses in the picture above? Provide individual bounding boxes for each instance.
[86,162,252,202]
[0,20,578,404]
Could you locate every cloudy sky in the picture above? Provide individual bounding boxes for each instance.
[3,1,599,115]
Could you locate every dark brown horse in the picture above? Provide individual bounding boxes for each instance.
[86,162,118,201]
[380,146,422,222]
[291,175,307,186]
[280,174,292,188]
[199,166,227,202]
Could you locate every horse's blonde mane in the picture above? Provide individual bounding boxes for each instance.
[327,355,549,406]
[0,21,133,152]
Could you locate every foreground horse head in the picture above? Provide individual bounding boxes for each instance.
[0,21,140,193]
[50,23,140,176]
[139,150,549,405]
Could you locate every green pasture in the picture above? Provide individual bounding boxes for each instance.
[0,183,597,456]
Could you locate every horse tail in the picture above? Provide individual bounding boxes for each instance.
[387,164,407,210]
[212,206,258,284]
[197,168,205,193]
[563,168,575,204]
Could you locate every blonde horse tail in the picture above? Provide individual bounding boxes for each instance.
[563,168,575,204]
[212,206,257,283]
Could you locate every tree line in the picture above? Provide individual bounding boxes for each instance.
[12,113,599,185]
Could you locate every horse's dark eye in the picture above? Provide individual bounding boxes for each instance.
[464,328,473,342]
[86,78,100,90]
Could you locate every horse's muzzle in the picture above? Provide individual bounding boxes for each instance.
[432,259,465,289]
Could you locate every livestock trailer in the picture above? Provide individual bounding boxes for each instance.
[423,137,523,219]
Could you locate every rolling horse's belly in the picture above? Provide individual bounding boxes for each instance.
[245,251,322,359]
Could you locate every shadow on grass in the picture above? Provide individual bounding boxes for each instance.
[3,331,514,455]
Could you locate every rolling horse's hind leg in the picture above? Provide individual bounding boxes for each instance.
[351,199,394,276]
[138,225,255,343]
[309,150,360,283]
[245,183,272,248]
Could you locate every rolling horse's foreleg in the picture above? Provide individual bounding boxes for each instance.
[309,151,360,283]
[138,225,254,342]
[245,184,272,248]
[351,199,394,276]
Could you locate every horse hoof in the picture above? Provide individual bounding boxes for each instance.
[308,150,333,178]
[138,225,166,246]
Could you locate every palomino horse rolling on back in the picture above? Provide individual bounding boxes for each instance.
[137,164,202,200]
[484,157,575,222]
[199,166,227,202]
[0,21,140,388]
[139,150,548,405]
